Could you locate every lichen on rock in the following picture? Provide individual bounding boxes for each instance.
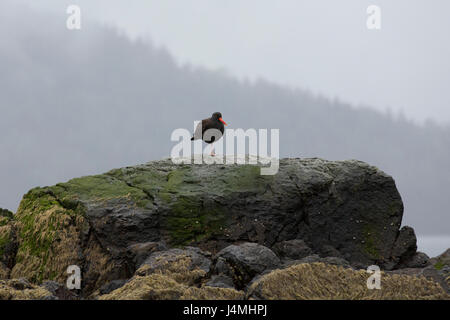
[11,188,87,284]
[247,262,450,300]
[0,278,54,300]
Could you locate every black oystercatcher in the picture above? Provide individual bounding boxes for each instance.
[191,112,228,156]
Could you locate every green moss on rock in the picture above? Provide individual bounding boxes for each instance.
[52,175,151,208]
[217,164,274,194]
[0,209,13,225]
[434,261,444,271]
[0,233,10,257]
[165,196,227,246]
[12,188,87,283]
[158,164,274,246]
[107,165,168,198]
[362,224,381,260]
[0,218,10,228]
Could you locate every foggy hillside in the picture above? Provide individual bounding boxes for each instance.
[0,4,449,236]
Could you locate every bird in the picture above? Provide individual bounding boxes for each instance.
[191,112,227,156]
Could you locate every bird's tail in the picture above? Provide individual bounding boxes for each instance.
[191,136,194,141]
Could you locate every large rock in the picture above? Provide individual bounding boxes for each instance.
[8,158,411,294]
[397,251,430,269]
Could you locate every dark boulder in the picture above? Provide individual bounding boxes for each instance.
[389,226,418,269]
[319,244,344,259]
[214,242,280,289]
[205,274,235,289]
[397,251,430,269]
[98,279,128,295]
[41,281,79,300]
[272,239,313,261]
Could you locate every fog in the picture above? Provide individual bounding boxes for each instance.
[0,2,449,255]
[18,0,450,125]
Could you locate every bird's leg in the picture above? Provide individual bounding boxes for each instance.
[210,143,216,156]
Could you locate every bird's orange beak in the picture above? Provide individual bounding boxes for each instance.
[219,117,227,126]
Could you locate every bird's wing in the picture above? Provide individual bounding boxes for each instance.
[192,119,206,140]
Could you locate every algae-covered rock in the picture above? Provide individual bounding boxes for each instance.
[430,249,450,289]
[0,209,13,225]
[10,188,126,294]
[246,262,450,300]
[430,249,450,270]
[388,265,449,294]
[7,157,411,295]
[96,246,244,300]
[136,247,212,286]
[285,254,352,269]
[98,274,244,300]
[0,278,55,300]
[0,262,9,279]
[180,285,244,300]
[0,217,17,271]
[98,274,186,300]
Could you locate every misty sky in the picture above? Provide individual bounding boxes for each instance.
[18,0,450,125]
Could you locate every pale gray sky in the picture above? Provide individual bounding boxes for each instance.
[17,0,450,125]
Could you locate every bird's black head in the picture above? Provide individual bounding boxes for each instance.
[212,112,227,126]
[212,112,222,120]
